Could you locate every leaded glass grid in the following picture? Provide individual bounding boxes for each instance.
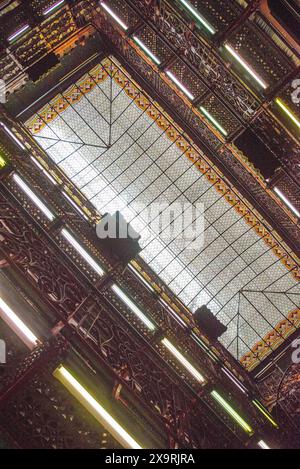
[25,57,300,362]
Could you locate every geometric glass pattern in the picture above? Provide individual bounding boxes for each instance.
[26,57,300,365]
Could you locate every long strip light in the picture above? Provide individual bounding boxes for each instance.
[54,366,142,449]
[31,157,57,185]
[61,228,105,276]
[0,122,26,150]
[192,332,249,391]
[133,37,161,65]
[225,44,268,90]
[275,98,300,130]
[13,174,55,221]
[160,298,187,329]
[258,440,270,449]
[200,106,228,136]
[191,332,219,363]
[211,390,253,434]
[8,25,30,43]
[221,367,248,394]
[101,2,128,30]
[166,71,195,100]
[274,187,300,218]
[128,264,155,293]
[0,154,6,169]
[178,0,215,34]
[162,338,205,384]
[112,284,156,331]
[252,399,279,428]
[43,0,65,16]
[0,297,39,349]
[62,192,89,221]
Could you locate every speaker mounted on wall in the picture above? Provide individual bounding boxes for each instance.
[27,52,59,82]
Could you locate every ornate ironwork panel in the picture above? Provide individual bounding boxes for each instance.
[183,0,244,33]
[125,0,259,120]
[71,296,243,448]
[257,363,300,448]
[230,21,294,86]
[0,366,121,449]
[0,196,88,321]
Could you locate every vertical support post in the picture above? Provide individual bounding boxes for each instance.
[0,338,68,406]
[214,0,262,46]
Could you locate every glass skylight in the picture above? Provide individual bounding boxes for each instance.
[26,59,300,361]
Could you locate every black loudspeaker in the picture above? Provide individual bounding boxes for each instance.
[194,305,227,342]
[96,211,142,265]
[235,128,279,180]
[27,52,59,82]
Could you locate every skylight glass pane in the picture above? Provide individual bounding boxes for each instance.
[26,59,300,361]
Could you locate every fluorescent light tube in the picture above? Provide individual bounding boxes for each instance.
[225,44,268,89]
[0,155,6,169]
[159,298,187,328]
[8,25,30,42]
[133,37,161,65]
[275,98,300,130]
[221,367,248,394]
[252,399,278,428]
[258,440,270,449]
[31,157,57,185]
[178,0,215,34]
[191,332,219,363]
[211,390,253,434]
[0,297,39,349]
[166,71,195,100]
[112,284,156,331]
[54,366,142,449]
[274,187,300,218]
[61,228,105,276]
[62,192,89,221]
[13,173,55,221]
[162,338,205,383]
[200,106,228,136]
[43,0,65,16]
[101,2,128,30]
[128,264,155,292]
[0,122,26,150]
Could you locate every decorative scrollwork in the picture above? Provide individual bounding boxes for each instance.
[0,198,87,319]
[126,0,259,120]
[257,363,300,448]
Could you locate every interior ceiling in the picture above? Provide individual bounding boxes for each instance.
[25,56,300,363]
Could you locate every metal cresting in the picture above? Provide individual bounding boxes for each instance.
[96,202,205,251]
[291,337,300,364]
[0,339,6,364]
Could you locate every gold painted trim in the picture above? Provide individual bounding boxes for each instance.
[240,307,300,371]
